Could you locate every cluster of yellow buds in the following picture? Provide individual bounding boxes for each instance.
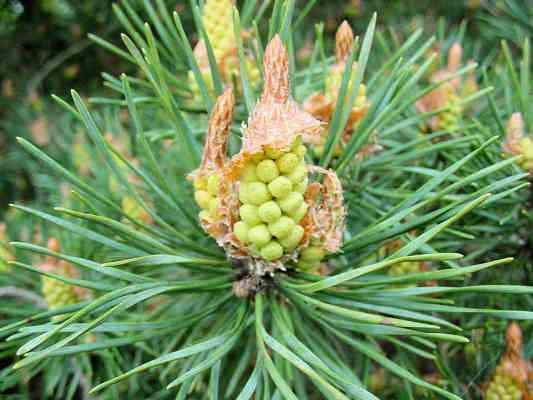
[485,323,533,400]
[201,0,234,60]
[38,238,90,314]
[502,113,533,174]
[233,139,309,262]
[194,173,221,221]
[188,0,260,101]
[304,22,373,159]
[486,373,524,400]
[190,36,345,278]
[0,223,13,272]
[416,43,478,134]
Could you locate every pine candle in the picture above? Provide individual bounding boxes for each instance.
[190,36,346,279]
[304,21,373,159]
[502,113,533,174]
[416,42,478,134]
[188,0,260,100]
[485,323,533,400]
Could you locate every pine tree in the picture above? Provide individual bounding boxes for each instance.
[1,1,533,399]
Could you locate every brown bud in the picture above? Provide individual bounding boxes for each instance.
[335,21,354,63]
[506,322,523,359]
[304,21,369,141]
[305,166,345,253]
[447,42,463,73]
[495,322,533,389]
[242,36,322,153]
[198,86,235,175]
[262,35,289,103]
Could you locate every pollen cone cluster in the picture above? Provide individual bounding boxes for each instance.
[502,113,533,174]
[416,42,478,134]
[39,238,89,313]
[234,138,310,263]
[202,0,236,60]
[485,323,533,400]
[304,21,373,159]
[188,0,260,100]
[190,35,345,276]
